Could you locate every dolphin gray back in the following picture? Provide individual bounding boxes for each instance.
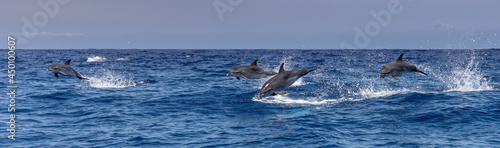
[276,63,316,81]
[50,59,88,80]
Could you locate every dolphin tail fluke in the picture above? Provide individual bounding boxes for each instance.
[417,70,428,75]
[308,68,318,73]
[300,68,317,76]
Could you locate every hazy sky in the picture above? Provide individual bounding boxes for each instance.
[1,0,499,49]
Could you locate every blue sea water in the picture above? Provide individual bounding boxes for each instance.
[1,49,499,147]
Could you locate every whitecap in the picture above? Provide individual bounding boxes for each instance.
[87,56,108,62]
[116,57,131,61]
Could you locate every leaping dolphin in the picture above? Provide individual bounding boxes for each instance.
[380,53,427,80]
[227,59,277,80]
[47,59,89,80]
[259,63,317,99]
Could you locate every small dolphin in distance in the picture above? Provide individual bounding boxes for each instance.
[47,59,89,80]
[259,63,317,99]
[227,59,277,80]
[380,53,427,80]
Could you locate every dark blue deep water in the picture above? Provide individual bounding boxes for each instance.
[1,49,499,147]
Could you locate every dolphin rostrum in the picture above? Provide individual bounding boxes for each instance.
[47,59,89,80]
[380,53,427,80]
[259,63,317,99]
[227,59,277,80]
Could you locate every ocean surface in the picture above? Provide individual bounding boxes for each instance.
[1,49,499,147]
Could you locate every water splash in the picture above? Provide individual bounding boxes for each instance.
[354,83,412,99]
[86,70,137,89]
[252,51,495,106]
[253,94,339,105]
[440,56,493,92]
[87,56,108,62]
[291,78,306,87]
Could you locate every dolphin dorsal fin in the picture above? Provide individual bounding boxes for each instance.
[251,59,258,66]
[65,59,71,65]
[396,53,404,61]
[279,63,285,73]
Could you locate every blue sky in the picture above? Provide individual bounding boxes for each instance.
[1,0,499,49]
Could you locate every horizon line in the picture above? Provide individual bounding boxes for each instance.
[1,48,499,50]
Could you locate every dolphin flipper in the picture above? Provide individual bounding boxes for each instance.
[308,68,318,73]
[54,73,59,78]
[236,77,240,80]
[79,77,90,80]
